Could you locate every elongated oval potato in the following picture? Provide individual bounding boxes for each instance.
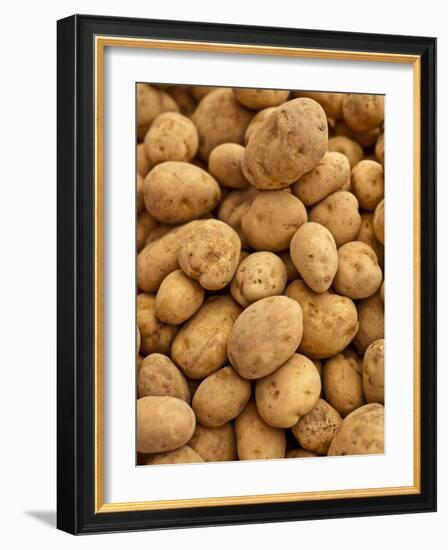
[342,94,384,132]
[192,366,251,427]
[363,338,385,404]
[255,354,321,428]
[351,160,384,211]
[327,136,363,168]
[208,143,249,189]
[353,292,384,354]
[285,280,358,359]
[137,353,190,402]
[290,222,338,293]
[235,401,286,460]
[137,396,196,454]
[233,88,290,110]
[242,98,328,189]
[155,269,204,325]
[136,293,177,356]
[188,422,237,462]
[147,445,203,465]
[328,403,384,456]
[136,83,179,141]
[373,199,385,244]
[228,296,303,379]
[171,296,242,379]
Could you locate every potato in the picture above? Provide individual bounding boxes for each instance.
[375,133,385,166]
[137,326,141,354]
[244,107,277,144]
[230,252,287,307]
[363,338,385,404]
[308,191,362,247]
[155,269,204,325]
[192,366,251,427]
[373,199,385,244]
[188,422,237,462]
[147,445,203,465]
[137,143,151,177]
[293,91,345,120]
[256,354,321,428]
[235,401,286,460]
[328,136,363,168]
[144,161,221,224]
[286,448,318,458]
[291,152,351,206]
[137,211,157,252]
[192,89,253,159]
[328,403,384,455]
[228,296,303,379]
[137,353,144,369]
[168,86,197,116]
[172,296,242,379]
[279,251,299,283]
[285,280,358,359]
[137,353,191,402]
[137,396,196,453]
[333,241,383,299]
[136,173,144,213]
[291,398,342,454]
[290,222,338,293]
[380,282,385,302]
[353,292,384,354]
[335,120,381,148]
[351,160,384,211]
[217,187,257,249]
[145,223,172,245]
[143,112,198,164]
[342,94,384,132]
[233,88,290,110]
[136,83,179,141]
[136,293,177,356]
[208,143,249,189]
[356,213,384,268]
[241,190,307,252]
[190,85,225,101]
[242,98,328,189]
[323,352,365,417]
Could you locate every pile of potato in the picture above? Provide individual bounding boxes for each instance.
[136,84,385,465]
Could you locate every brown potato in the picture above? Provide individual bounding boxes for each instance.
[155,269,204,325]
[328,403,384,455]
[136,173,144,213]
[137,396,196,453]
[363,338,385,404]
[136,293,177,356]
[208,143,249,189]
[328,136,363,168]
[137,211,158,252]
[244,107,277,144]
[138,353,190,402]
[233,88,290,110]
[190,86,226,101]
[137,143,152,177]
[351,160,384,211]
[290,222,338,293]
[188,422,237,462]
[293,91,346,119]
[285,280,358,359]
[145,223,173,245]
[235,401,286,460]
[380,282,385,302]
[356,213,384,268]
[168,86,197,116]
[286,448,318,458]
[353,292,384,354]
[172,296,242,379]
[342,94,384,132]
[192,366,251,427]
[228,296,303,379]
[217,187,257,249]
[147,445,203,465]
[335,120,381,148]
[373,199,385,244]
[279,251,299,283]
[375,133,385,166]
[242,98,328,189]
[256,354,321,428]
[136,83,179,141]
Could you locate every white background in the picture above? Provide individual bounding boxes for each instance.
[0,1,444,548]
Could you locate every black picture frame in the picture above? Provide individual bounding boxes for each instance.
[57,14,437,535]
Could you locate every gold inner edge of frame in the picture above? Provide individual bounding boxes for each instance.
[94,35,422,513]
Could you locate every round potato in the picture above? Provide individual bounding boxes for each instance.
[356,213,384,268]
[147,445,203,465]
[328,403,384,455]
[290,222,338,293]
[285,280,359,359]
[137,353,191,402]
[293,91,346,120]
[155,269,204,325]
[136,293,177,356]
[335,120,381,148]
[228,296,303,379]
[233,88,289,110]
[255,354,321,428]
[333,241,383,300]
[217,187,257,249]
[208,143,249,189]
[291,152,351,206]
[375,133,385,166]
[353,292,384,354]
[178,219,241,290]
[137,143,151,177]
[363,338,385,404]
[188,422,237,462]
[323,352,365,417]
[342,94,384,132]
[351,160,384,211]
[143,112,198,164]
[328,136,363,168]
[235,401,286,460]
[137,396,196,453]
[172,296,242,379]
[137,211,157,252]
[144,161,221,224]
[241,190,308,252]
[192,366,251,427]
[244,107,277,144]
[373,199,385,244]
[291,398,342,455]
[286,448,318,458]
[136,83,179,141]
[308,191,362,247]
[230,252,287,307]
[242,98,328,189]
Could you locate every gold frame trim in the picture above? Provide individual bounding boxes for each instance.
[94,36,421,514]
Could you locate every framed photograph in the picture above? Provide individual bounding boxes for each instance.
[57,14,436,535]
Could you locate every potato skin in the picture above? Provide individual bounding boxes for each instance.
[208,143,249,189]
[291,152,350,206]
[342,94,384,132]
[228,296,303,379]
[144,161,221,224]
[136,173,144,213]
[178,219,241,290]
[290,222,338,293]
[147,445,203,465]
[363,339,385,404]
[188,422,237,462]
[286,280,358,359]
[172,296,242,379]
[279,251,299,283]
[323,353,366,417]
[136,293,177,356]
[353,292,384,354]
[235,401,286,460]
[137,396,196,453]
[373,199,385,244]
[328,136,363,168]
[217,187,257,249]
[241,190,308,252]
[136,83,179,141]
[351,160,384,211]
[356,213,384,269]
[233,88,290,110]
[242,98,328,189]
[291,398,342,455]
[192,366,251,427]
[137,211,157,252]
[328,403,384,455]
[137,143,151,177]
[230,252,287,307]
[155,269,204,325]
[335,120,381,148]
[286,448,318,458]
[137,353,191,402]
[256,354,321,428]
[375,133,385,166]
[244,107,277,145]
